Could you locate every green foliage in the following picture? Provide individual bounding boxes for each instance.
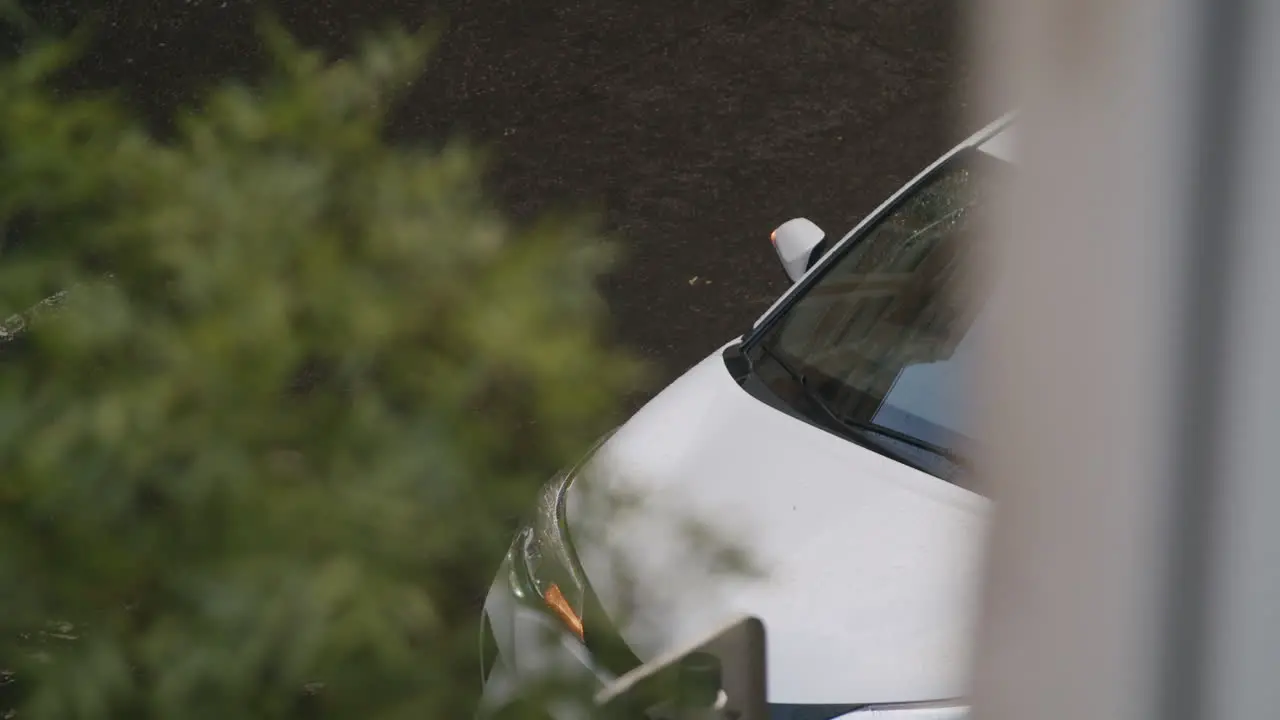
[0,18,641,719]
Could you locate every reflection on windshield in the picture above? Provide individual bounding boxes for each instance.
[873,291,991,448]
[752,151,1003,481]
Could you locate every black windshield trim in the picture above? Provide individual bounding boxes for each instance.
[730,344,947,477]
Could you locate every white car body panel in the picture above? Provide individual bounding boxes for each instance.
[481,115,1016,715]
[565,351,989,704]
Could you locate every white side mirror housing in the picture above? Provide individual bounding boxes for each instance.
[770,217,826,283]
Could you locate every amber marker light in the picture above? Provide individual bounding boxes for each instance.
[543,583,585,641]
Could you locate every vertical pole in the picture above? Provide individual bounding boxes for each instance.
[1194,4,1280,716]
[963,0,1280,719]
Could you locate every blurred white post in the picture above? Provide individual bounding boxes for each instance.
[964,0,1280,719]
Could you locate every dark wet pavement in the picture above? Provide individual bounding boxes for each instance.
[12,0,971,408]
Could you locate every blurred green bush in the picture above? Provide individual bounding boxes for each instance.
[0,16,640,719]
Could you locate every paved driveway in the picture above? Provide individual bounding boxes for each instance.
[16,0,969,407]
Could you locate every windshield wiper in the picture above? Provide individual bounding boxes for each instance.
[753,342,966,470]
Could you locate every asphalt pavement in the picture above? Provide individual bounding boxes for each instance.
[16,0,972,408]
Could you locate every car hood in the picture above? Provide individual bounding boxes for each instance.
[564,345,991,705]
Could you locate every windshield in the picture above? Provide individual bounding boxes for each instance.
[746,149,1007,483]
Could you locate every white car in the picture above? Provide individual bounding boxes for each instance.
[479,114,1015,720]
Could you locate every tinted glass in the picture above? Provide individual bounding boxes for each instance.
[749,151,1005,482]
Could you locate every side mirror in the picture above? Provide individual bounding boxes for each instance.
[770,218,827,283]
